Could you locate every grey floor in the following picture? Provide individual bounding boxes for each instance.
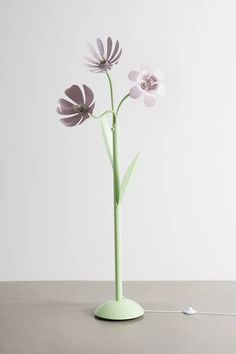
[0,281,236,354]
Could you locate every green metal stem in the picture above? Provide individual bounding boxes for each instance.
[116,94,129,116]
[106,72,122,301]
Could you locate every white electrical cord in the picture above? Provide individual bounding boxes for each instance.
[144,306,236,316]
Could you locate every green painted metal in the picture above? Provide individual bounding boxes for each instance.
[119,152,139,204]
[95,298,144,320]
[95,73,143,320]
[100,116,113,167]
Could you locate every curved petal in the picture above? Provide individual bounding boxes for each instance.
[157,83,167,96]
[88,101,95,114]
[97,38,105,57]
[128,70,139,82]
[106,37,113,60]
[129,85,142,99]
[88,43,101,61]
[109,40,119,62]
[57,99,75,115]
[84,56,99,65]
[80,113,90,124]
[65,85,84,104]
[110,48,122,64]
[83,84,94,106]
[144,94,156,107]
[60,114,82,127]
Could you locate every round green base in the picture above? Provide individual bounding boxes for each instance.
[94,298,144,321]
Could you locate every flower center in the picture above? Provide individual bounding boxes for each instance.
[100,59,107,65]
[140,75,159,92]
[74,104,87,114]
[140,81,149,90]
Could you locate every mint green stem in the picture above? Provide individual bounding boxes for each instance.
[106,72,122,301]
[116,94,129,115]
[90,110,113,119]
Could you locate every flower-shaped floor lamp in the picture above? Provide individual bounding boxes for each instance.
[57,37,165,321]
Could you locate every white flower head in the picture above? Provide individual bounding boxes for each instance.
[128,64,166,107]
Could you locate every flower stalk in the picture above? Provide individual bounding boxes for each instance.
[106,72,123,301]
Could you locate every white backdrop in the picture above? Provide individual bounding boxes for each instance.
[1,0,236,280]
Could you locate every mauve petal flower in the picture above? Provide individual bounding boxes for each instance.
[107,37,112,60]
[57,84,95,127]
[85,37,122,73]
[60,114,82,127]
[128,70,139,82]
[97,38,105,57]
[144,94,156,107]
[157,83,167,96]
[129,85,142,99]
[128,65,165,107]
[57,99,75,115]
[83,84,94,106]
[65,85,84,105]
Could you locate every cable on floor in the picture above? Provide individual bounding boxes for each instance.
[144,306,236,316]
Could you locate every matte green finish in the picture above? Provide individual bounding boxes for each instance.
[95,298,144,320]
[95,74,141,320]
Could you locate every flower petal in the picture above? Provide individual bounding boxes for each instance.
[84,56,99,65]
[88,43,101,61]
[129,85,142,99]
[83,84,94,106]
[144,94,156,107]
[109,40,119,62]
[128,70,139,82]
[157,83,166,96]
[106,37,113,60]
[57,99,75,115]
[88,102,95,114]
[60,114,82,127]
[97,38,105,57]
[110,48,122,64]
[65,85,84,104]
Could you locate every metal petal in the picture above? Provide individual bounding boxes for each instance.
[60,114,82,127]
[106,37,113,60]
[57,98,75,115]
[65,85,84,105]
[97,38,105,57]
[109,40,119,62]
[129,85,142,99]
[110,48,122,64]
[88,102,95,114]
[84,56,100,65]
[88,43,101,61]
[128,70,139,82]
[83,85,94,107]
[144,94,156,107]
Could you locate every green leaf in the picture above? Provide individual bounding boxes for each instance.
[119,153,140,204]
[100,117,113,167]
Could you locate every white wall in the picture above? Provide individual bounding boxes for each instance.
[1,0,236,280]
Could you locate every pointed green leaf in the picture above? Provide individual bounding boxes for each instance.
[100,117,113,167]
[119,153,139,204]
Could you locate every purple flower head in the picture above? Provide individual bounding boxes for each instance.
[57,85,95,127]
[128,64,166,107]
[84,37,122,73]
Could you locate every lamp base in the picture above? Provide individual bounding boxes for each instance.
[94,298,144,321]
